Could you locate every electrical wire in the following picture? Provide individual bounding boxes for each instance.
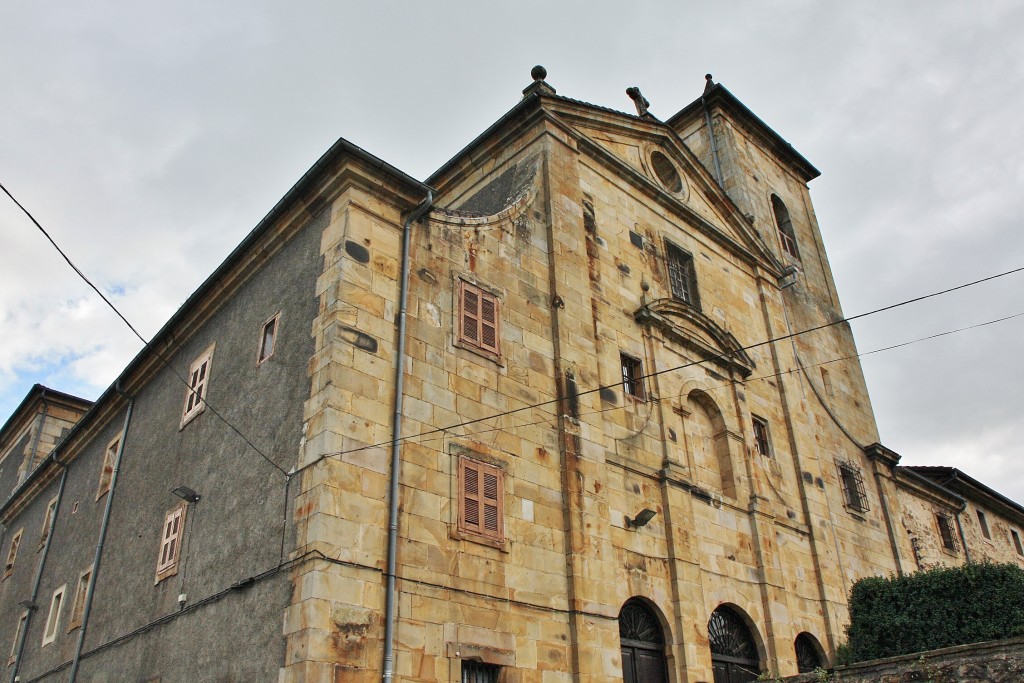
[292,264,1024,471]
[0,180,288,477]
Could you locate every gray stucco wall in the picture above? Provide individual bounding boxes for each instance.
[4,208,325,682]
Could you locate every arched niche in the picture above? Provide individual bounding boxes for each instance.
[794,632,826,673]
[682,389,736,498]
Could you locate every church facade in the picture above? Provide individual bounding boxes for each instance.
[2,68,1022,683]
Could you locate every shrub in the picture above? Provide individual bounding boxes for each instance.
[844,562,1024,663]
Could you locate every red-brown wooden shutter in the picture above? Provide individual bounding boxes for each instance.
[459,458,504,542]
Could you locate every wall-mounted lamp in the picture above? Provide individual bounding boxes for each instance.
[18,599,38,611]
[625,508,657,530]
[171,485,201,503]
[777,265,799,289]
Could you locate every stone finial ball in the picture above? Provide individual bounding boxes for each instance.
[705,73,714,81]
[531,65,547,82]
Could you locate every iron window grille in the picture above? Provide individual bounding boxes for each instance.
[620,353,646,401]
[665,241,699,307]
[838,461,869,513]
[462,661,500,683]
[935,513,958,552]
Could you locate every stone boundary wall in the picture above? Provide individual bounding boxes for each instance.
[785,636,1024,683]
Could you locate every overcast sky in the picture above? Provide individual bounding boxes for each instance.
[2,2,1022,501]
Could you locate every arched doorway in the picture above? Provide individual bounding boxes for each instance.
[708,606,760,683]
[795,632,825,673]
[619,599,669,683]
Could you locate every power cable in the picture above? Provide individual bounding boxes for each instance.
[299,265,1024,467]
[0,180,288,477]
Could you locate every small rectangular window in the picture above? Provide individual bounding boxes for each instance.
[619,353,646,401]
[1013,529,1023,556]
[838,462,869,513]
[457,280,500,357]
[462,660,501,683]
[936,513,958,552]
[8,611,27,666]
[820,367,834,398]
[665,241,699,307]
[38,496,59,550]
[67,567,92,631]
[97,433,121,500]
[257,313,280,364]
[3,528,23,579]
[181,345,215,427]
[751,416,772,457]
[458,458,504,543]
[42,585,66,646]
[156,504,187,581]
[977,510,991,540]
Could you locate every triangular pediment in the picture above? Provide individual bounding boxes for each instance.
[634,298,754,378]
[545,100,782,273]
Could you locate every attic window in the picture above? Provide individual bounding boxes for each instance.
[651,151,682,193]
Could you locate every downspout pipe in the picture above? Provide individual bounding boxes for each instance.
[68,385,134,682]
[383,190,433,683]
[9,454,66,683]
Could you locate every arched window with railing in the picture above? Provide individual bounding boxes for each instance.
[771,194,800,259]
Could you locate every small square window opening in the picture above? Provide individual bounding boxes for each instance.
[620,353,646,401]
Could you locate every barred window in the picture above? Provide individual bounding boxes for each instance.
[462,661,500,683]
[838,461,869,513]
[666,241,699,306]
[936,513,958,552]
[620,353,646,401]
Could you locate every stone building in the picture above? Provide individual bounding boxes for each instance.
[1,68,1022,683]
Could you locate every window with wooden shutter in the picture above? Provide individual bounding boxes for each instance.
[457,280,500,357]
[155,504,187,581]
[751,416,772,457]
[181,345,215,427]
[3,528,23,579]
[458,458,504,543]
[8,611,27,665]
[38,496,58,550]
[97,433,121,500]
[67,567,92,631]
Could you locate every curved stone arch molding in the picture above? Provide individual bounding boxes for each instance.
[429,186,536,232]
[674,372,741,438]
[635,298,755,379]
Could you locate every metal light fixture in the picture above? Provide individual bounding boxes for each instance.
[18,599,38,611]
[625,508,657,530]
[171,485,200,503]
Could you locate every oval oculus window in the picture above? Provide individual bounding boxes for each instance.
[651,151,683,193]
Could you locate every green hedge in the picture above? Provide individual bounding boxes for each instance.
[844,562,1024,663]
